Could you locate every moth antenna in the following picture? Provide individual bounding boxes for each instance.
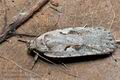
[17,39,31,50]
[0,55,41,77]
[14,32,38,37]
[18,39,28,44]
[33,50,80,78]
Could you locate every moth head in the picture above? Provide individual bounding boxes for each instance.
[28,39,48,53]
[28,40,36,50]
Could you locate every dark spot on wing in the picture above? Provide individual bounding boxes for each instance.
[64,45,81,51]
[59,32,67,35]
[68,30,79,34]
[72,45,81,51]
[64,45,71,51]
[68,30,90,36]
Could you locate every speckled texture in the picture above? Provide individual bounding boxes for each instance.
[29,27,117,58]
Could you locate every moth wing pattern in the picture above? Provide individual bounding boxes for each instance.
[30,27,117,58]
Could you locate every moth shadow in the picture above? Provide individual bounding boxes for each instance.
[53,54,112,64]
[29,50,112,64]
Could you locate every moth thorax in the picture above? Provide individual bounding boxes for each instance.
[29,39,48,52]
[29,40,37,50]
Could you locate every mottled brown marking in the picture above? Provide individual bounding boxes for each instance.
[72,45,81,51]
[64,45,71,51]
[68,30,87,36]
[60,30,90,36]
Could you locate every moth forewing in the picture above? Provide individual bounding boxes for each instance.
[29,27,117,58]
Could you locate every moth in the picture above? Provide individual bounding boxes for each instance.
[26,27,117,60]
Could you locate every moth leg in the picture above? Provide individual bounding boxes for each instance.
[33,50,69,70]
[12,32,38,37]
[17,39,28,44]
[61,62,70,70]
[33,50,56,64]
[31,54,39,70]
[33,51,79,77]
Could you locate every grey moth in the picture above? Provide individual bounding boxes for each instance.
[28,27,117,58]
